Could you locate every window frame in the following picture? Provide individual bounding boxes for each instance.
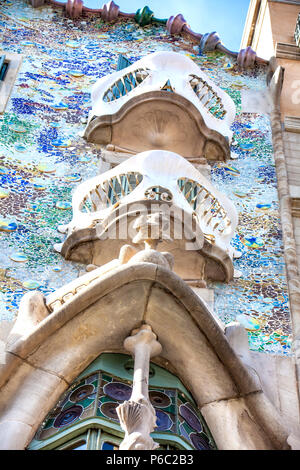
[28,416,193,451]
[28,353,215,451]
[0,51,23,114]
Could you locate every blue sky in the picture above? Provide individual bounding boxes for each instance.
[83,0,250,50]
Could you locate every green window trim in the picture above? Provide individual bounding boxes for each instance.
[29,418,193,451]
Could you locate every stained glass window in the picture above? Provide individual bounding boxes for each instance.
[28,353,216,451]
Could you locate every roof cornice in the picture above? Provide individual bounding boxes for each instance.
[27,0,269,69]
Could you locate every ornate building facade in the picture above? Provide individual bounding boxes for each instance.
[0,0,299,450]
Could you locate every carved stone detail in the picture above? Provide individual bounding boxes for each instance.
[85,92,231,160]
[199,32,221,53]
[85,52,236,153]
[116,325,162,450]
[101,1,120,22]
[237,47,257,69]
[117,401,158,450]
[6,291,49,348]
[66,0,83,19]
[132,213,172,249]
[166,14,187,35]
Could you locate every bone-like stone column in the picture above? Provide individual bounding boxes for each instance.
[116,325,162,450]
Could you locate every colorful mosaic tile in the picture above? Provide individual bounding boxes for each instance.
[0,0,291,355]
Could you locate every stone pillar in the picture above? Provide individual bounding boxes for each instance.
[116,325,162,450]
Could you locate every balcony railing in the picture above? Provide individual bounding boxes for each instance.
[88,51,236,142]
[103,68,150,103]
[189,74,227,120]
[60,150,238,251]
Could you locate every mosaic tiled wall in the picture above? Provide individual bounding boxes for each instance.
[0,0,291,355]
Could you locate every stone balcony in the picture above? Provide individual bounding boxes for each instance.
[54,150,238,282]
[83,52,236,162]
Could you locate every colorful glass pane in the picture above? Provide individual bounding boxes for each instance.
[102,442,119,450]
[31,362,216,450]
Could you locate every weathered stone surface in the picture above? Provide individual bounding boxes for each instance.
[25,280,153,382]
[245,391,290,450]
[0,351,22,391]
[7,291,49,348]
[268,67,300,422]
[0,362,66,449]
[84,90,231,161]
[128,249,173,270]
[154,266,265,396]
[249,351,300,435]
[201,395,287,450]
[287,433,300,450]
[0,421,33,450]
[225,321,251,362]
[6,263,157,360]
[0,321,14,343]
[117,325,161,450]
[145,285,239,404]
[189,287,216,316]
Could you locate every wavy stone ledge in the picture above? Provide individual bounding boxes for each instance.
[84,92,231,162]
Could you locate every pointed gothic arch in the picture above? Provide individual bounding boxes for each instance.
[0,262,289,450]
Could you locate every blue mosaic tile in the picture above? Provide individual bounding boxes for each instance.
[0,0,291,355]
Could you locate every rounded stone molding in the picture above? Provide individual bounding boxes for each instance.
[166,14,187,35]
[128,249,174,270]
[199,32,222,53]
[101,1,120,22]
[237,46,257,69]
[65,0,83,19]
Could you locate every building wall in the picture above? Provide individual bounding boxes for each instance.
[268,1,300,46]
[251,0,275,60]
[242,0,300,276]
[241,0,300,117]
[0,0,298,449]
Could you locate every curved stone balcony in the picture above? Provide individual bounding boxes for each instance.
[55,150,238,282]
[83,52,236,162]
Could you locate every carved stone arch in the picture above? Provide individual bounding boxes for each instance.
[0,263,289,450]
